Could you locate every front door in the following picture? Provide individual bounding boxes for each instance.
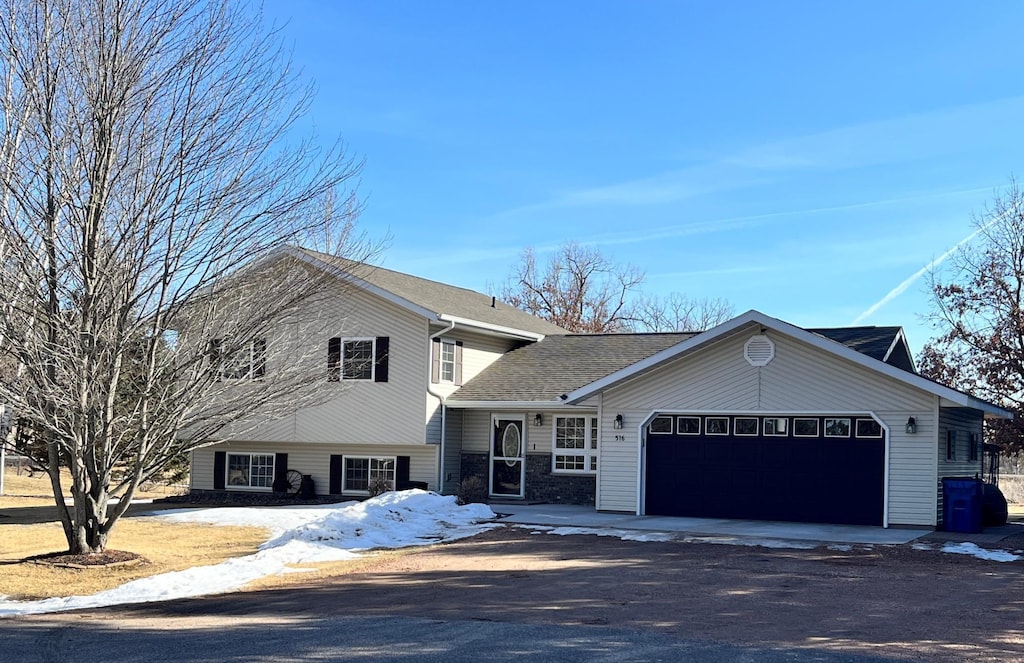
[490,416,525,498]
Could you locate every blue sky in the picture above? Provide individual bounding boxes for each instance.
[263,1,1024,352]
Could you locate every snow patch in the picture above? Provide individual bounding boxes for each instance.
[535,526,674,542]
[0,490,495,617]
[941,542,1021,562]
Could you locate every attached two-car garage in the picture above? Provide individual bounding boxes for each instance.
[644,414,886,526]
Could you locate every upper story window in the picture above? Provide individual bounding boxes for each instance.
[209,338,266,381]
[431,338,463,385]
[328,336,390,382]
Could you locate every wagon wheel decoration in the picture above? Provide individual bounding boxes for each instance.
[281,469,304,495]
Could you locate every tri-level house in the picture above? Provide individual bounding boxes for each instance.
[191,247,1011,529]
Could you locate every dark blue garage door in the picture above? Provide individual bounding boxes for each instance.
[644,415,885,526]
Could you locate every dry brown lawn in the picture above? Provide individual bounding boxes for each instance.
[1,466,267,601]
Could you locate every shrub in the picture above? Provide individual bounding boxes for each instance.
[367,476,391,497]
[457,475,487,505]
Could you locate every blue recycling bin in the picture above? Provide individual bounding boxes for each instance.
[942,477,983,533]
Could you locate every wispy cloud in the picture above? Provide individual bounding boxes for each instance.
[493,95,1024,216]
[852,227,984,324]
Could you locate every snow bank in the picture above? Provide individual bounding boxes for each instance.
[941,542,1022,562]
[0,490,495,617]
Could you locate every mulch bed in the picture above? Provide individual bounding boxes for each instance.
[29,550,146,569]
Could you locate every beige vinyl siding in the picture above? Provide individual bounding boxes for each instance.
[936,407,985,526]
[427,331,519,445]
[191,441,439,493]
[455,408,595,457]
[599,325,939,524]
[236,282,431,446]
[441,408,465,493]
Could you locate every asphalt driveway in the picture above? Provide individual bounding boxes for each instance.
[4,525,1021,662]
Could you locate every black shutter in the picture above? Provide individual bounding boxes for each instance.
[329,454,343,494]
[252,338,267,379]
[327,337,341,382]
[430,337,441,383]
[454,341,464,386]
[272,453,289,492]
[213,451,226,490]
[396,455,410,488]
[374,336,390,383]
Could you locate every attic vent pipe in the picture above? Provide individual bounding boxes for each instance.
[491,296,496,308]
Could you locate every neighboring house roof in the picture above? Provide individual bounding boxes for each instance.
[559,310,1012,418]
[288,247,566,338]
[449,332,696,404]
[809,326,917,373]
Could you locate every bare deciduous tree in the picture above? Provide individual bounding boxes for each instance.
[919,179,1024,453]
[500,242,732,333]
[0,0,374,554]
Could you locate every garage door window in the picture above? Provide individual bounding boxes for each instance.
[824,418,851,437]
[855,419,882,438]
[649,417,673,434]
[764,417,788,436]
[706,417,729,435]
[677,416,700,435]
[735,417,758,436]
[794,418,819,437]
[553,416,598,474]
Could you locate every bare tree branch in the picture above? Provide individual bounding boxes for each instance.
[0,0,374,553]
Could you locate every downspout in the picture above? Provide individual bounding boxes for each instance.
[428,320,456,493]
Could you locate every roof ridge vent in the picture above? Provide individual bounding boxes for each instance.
[744,334,775,366]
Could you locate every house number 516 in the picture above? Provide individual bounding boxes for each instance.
[614,434,626,441]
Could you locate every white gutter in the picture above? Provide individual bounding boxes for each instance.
[428,320,456,494]
[446,400,589,410]
[437,314,546,342]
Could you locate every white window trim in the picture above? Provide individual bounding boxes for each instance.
[855,418,883,439]
[225,452,275,491]
[439,339,457,384]
[763,417,789,437]
[648,416,673,435]
[216,338,266,382]
[552,415,598,475]
[341,337,376,381]
[676,416,701,436]
[793,418,820,438]
[824,418,852,438]
[342,455,396,495]
[734,417,759,436]
[705,416,730,436]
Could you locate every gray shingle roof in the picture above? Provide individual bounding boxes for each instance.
[808,327,901,362]
[297,248,566,336]
[451,325,915,404]
[450,333,696,402]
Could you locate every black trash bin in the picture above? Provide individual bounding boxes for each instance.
[299,474,315,499]
[942,477,983,533]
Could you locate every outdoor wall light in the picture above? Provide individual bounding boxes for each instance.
[905,417,917,434]
[534,413,543,427]
[613,414,624,430]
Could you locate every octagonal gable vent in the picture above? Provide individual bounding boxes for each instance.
[744,334,775,366]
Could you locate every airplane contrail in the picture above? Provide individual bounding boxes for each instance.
[852,226,985,324]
